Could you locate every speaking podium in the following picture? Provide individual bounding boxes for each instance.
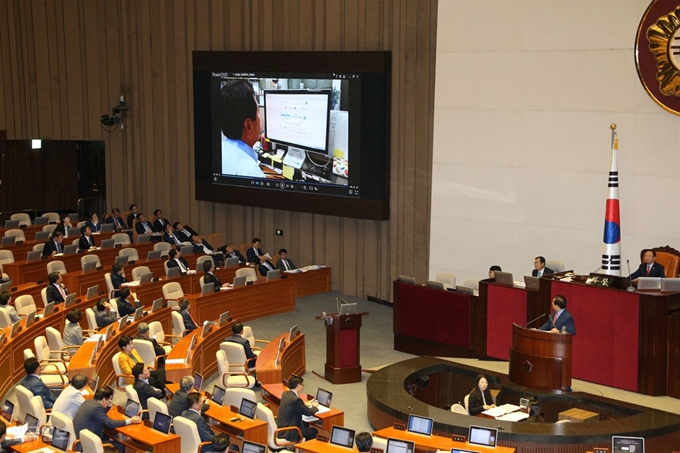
[509,323,573,391]
[318,312,368,384]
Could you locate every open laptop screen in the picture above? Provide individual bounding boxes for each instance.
[2,400,14,422]
[152,412,173,435]
[51,427,70,451]
[330,426,356,449]
[386,438,415,453]
[124,399,140,418]
[239,398,257,419]
[316,388,333,408]
[468,425,497,448]
[407,414,434,436]
[211,385,226,405]
[193,372,203,392]
[242,441,267,453]
[612,436,644,453]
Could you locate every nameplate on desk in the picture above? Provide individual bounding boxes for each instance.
[393,423,406,431]
[165,359,185,365]
[316,435,328,442]
[451,435,466,442]
[593,449,609,453]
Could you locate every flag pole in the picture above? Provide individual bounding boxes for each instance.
[601,123,621,276]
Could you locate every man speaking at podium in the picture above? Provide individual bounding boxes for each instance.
[539,295,575,335]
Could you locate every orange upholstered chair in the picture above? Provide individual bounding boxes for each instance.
[647,246,680,278]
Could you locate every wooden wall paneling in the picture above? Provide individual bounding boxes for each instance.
[9,0,25,138]
[31,0,51,139]
[297,0,314,51]
[54,1,69,139]
[344,0,359,51]
[342,218,358,296]
[157,1,174,221]
[325,0,342,50]
[298,212,314,266]
[0,2,8,132]
[313,214,326,274]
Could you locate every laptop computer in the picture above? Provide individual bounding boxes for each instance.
[26,250,41,262]
[224,257,240,267]
[339,303,358,315]
[24,311,36,328]
[239,398,257,419]
[2,400,14,422]
[4,220,19,229]
[386,438,415,453]
[10,320,21,338]
[233,276,246,287]
[151,298,163,313]
[407,414,434,436]
[86,285,99,299]
[137,234,151,244]
[133,307,144,321]
[180,245,194,256]
[34,231,49,241]
[524,275,540,290]
[63,244,78,255]
[398,275,416,285]
[201,282,214,295]
[612,436,644,453]
[211,385,226,405]
[493,271,514,286]
[330,426,356,449]
[0,237,15,247]
[114,255,129,267]
[42,302,55,317]
[454,285,475,295]
[34,216,49,226]
[661,277,680,292]
[100,238,115,249]
[64,293,77,307]
[638,277,662,290]
[218,311,230,327]
[50,426,70,451]
[166,266,180,278]
[152,412,172,435]
[146,250,161,261]
[139,272,153,284]
[67,227,81,238]
[118,315,129,331]
[82,260,98,273]
[288,325,298,341]
[316,388,333,412]
[100,223,114,233]
[201,322,212,338]
[25,413,39,436]
[468,425,498,448]
[426,280,445,290]
[0,281,11,293]
[124,399,141,418]
[241,441,267,453]
[89,372,100,392]
[266,269,281,281]
[193,372,203,392]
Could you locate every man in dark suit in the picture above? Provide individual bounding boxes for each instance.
[181,392,215,453]
[78,225,96,250]
[225,321,257,368]
[163,224,183,246]
[135,322,167,368]
[258,260,276,276]
[127,204,139,228]
[110,262,128,298]
[131,363,165,419]
[135,213,154,235]
[167,249,191,274]
[276,376,319,442]
[532,256,554,277]
[116,288,137,317]
[19,357,57,409]
[246,238,268,264]
[106,208,128,230]
[174,222,198,243]
[73,387,140,451]
[152,209,170,233]
[42,231,65,257]
[202,260,224,291]
[276,248,297,271]
[168,375,208,417]
[629,249,666,282]
[53,215,73,237]
[539,295,576,335]
[218,245,246,264]
[179,299,198,332]
[46,271,68,304]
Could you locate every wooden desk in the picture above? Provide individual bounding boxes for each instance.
[557,407,599,423]
[260,383,343,432]
[297,439,359,453]
[285,267,331,297]
[8,439,58,453]
[107,407,181,453]
[373,427,515,453]
[255,332,306,385]
[0,230,118,259]
[205,400,268,444]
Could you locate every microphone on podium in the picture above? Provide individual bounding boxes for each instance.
[626,259,635,292]
[525,313,547,328]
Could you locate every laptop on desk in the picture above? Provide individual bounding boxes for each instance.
[146,250,161,261]
[26,250,41,261]
[100,223,114,233]
[34,231,49,241]
[100,238,115,249]
[224,257,240,267]
[638,277,662,290]
[50,426,71,451]
[82,261,97,273]
[166,266,181,278]
[63,244,78,255]
[123,399,141,418]
[524,275,540,290]
[493,271,514,286]
[137,234,151,244]
[34,216,49,226]
[152,412,172,435]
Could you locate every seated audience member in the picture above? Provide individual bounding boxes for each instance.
[174,222,198,243]
[134,213,154,235]
[178,299,198,333]
[532,256,554,277]
[225,321,257,368]
[488,265,502,278]
[19,357,57,409]
[42,231,65,257]
[73,387,140,452]
[203,260,224,291]
[107,208,128,230]
[210,434,231,453]
[538,294,576,335]
[218,245,246,264]
[192,235,219,258]
[78,225,96,250]
[134,322,166,367]
[629,248,666,282]
[118,335,166,390]
[276,248,297,271]
[52,374,88,419]
[110,262,128,297]
[86,213,101,233]
[131,363,165,419]
[116,288,137,317]
[276,376,319,442]
[152,209,169,233]
[467,373,496,416]
[246,238,270,264]
[63,308,84,352]
[53,214,73,237]
[168,375,208,417]
[167,249,191,274]
[258,259,276,276]
[181,392,215,453]
[355,432,374,453]
[94,298,117,328]
[46,271,68,304]
[163,224,183,246]
[0,292,20,323]
[0,421,22,452]
[127,204,140,228]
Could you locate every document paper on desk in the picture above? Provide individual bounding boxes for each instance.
[6,423,29,441]
[482,404,521,417]
[495,411,530,422]
[302,404,330,423]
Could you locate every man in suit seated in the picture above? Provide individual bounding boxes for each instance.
[110,262,128,297]
[532,256,554,277]
[134,322,167,368]
[246,238,272,264]
[538,295,576,335]
[106,207,128,230]
[225,321,257,368]
[134,213,154,235]
[276,376,319,442]
[0,291,20,323]
[167,249,191,274]
[163,224,184,246]
[168,375,208,417]
[42,231,65,257]
[94,298,117,328]
[46,271,68,304]
[19,357,57,409]
[629,248,666,283]
[276,248,297,271]
[131,363,165,419]
[86,213,102,233]
[116,288,137,317]
[258,260,276,276]
[179,299,198,333]
[73,387,140,452]
[173,222,198,243]
[78,225,96,250]
[218,245,246,264]
[53,215,73,237]
[202,260,224,291]
[181,392,215,453]
[152,209,170,233]
[127,204,140,228]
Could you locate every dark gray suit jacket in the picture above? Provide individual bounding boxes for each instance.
[181,408,215,447]
[276,390,318,442]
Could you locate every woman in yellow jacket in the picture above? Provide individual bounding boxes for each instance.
[118,335,167,391]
